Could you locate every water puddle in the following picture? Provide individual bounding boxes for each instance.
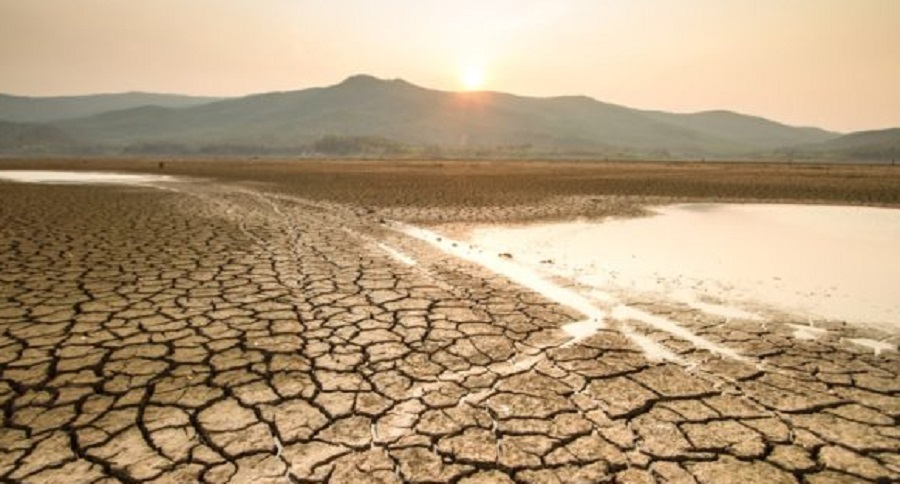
[0,170,175,185]
[788,324,828,341]
[845,338,896,355]
[560,319,605,344]
[393,221,719,362]
[396,222,607,324]
[612,305,748,361]
[466,204,900,333]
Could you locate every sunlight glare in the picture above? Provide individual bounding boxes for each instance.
[460,66,485,90]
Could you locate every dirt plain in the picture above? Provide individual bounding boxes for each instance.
[0,158,898,483]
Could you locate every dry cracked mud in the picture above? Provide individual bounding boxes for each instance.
[0,172,898,483]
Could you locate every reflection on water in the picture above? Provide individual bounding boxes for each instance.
[0,170,174,185]
[468,204,900,332]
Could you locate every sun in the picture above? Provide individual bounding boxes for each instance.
[460,66,485,91]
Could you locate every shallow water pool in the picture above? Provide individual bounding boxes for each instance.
[467,204,900,332]
[0,170,174,185]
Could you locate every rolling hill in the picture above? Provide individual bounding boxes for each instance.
[642,110,834,152]
[0,121,74,153]
[0,92,221,124]
[46,75,839,157]
[793,128,899,161]
[2,74,894,160]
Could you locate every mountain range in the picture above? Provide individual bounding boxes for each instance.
[0,92,221,123]
[0,74,896,161]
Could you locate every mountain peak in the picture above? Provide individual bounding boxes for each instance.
[335,74,419,90]
[340,74,380,84]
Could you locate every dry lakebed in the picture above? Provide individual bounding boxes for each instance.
[0,160,898,483]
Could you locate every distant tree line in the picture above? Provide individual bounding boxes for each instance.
[5,129,895,163]
[311,135,407,155]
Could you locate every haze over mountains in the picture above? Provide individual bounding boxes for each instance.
[0,92,221,123]
[0,75,896,161]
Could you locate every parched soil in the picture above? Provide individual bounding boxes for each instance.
[0,158,898,483]
[3,157,900,223]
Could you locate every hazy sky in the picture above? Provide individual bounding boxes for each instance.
[1,0,898,132]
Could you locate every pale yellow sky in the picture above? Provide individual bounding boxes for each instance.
[1,0,898,132]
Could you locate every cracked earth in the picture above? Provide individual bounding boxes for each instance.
[0,174,898,483]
